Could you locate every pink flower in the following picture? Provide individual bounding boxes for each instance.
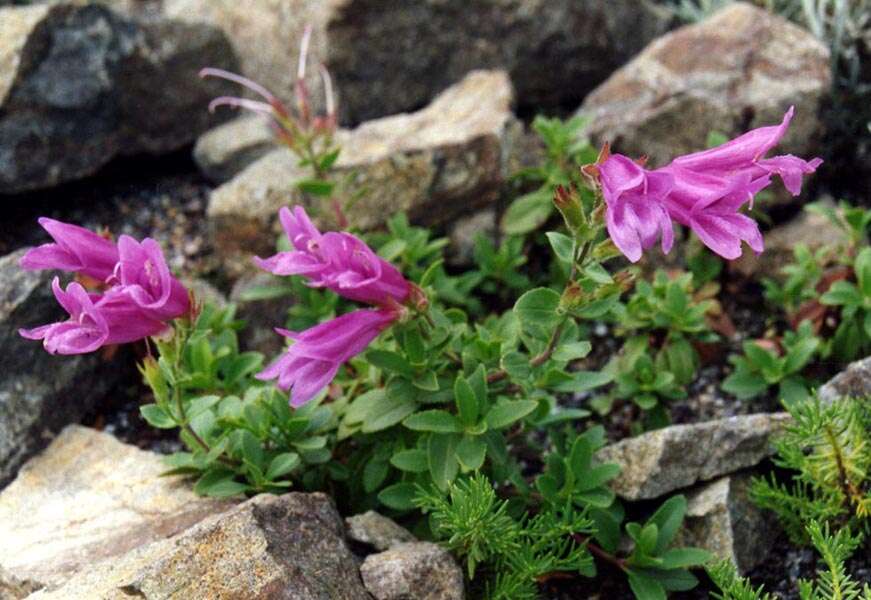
[19,220,190,355]
[19,278,169,355]
[109,235,190,320]
[599,154,674,263]
[599,107,822,262]
[255,206,410,306]
[19,218,119,281]
[256,308,398,407]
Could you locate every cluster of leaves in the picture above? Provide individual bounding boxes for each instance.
[723,202,871,404]
[751,394,871,544]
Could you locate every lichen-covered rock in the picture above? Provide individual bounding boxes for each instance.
[0,249,124,488]
[326,0,671,124]
[0,2,237,193]
[596,413,791,500]
[360,542,464,600]
[819,355,871,404]
[0,426,233,597]
[346,511,416,552]
[578,2,830,168]
[676,473,778,574]
[208,70,516,268]
[30,493,371,600]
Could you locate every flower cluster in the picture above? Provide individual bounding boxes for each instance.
[254,206,411,406]
[596,107,823,262]
[19,219,189,355]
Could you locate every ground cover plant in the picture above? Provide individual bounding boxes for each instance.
[15,40,871,598]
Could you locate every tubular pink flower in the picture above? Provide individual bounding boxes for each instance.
[256,308,397,407]
[19,278,168,355]
[19,218,119,281]
[599,155,674,263]
[109,235,190,321]
[600,107,822,261]
[255,206,411,306]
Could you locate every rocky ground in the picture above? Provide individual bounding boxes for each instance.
[0,0,869,598]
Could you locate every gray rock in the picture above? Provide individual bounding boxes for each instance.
[360,542,464,600]
[819,355,871,404]
[447,209,497,267]
[208,69,517,271]
[596,413,791,500]
[30,492,371,599]
[193,115,275,183]
[0,426,233,596]
[0,249,123,488]
[346,511,416,552]
[0,2,237,194]
[578,2,830,170]
[326,0,671,124]
[676,472,778,574]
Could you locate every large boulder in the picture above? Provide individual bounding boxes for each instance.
[0,426,233,597]
[29,492,371,599]
[207,69,518,269]
[0,2,237,194]
[0,249,124,488]
[326,0,671,124]
[596,413,791,500]
[578,2,830,168]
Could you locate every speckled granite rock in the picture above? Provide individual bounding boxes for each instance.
[29,492,370,600]
[361,542,464,600]
[0,249,123,488]
[578,2,829,169]
[819,355,871,404]
[207,69,517,267]
[0,426,233,597]
[0,2,236,193]
[596,413,791,500]
[676,473,778,574]
[346,511,416,552]
[326,0,671,124]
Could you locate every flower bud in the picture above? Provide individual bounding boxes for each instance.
[553,185,585,234]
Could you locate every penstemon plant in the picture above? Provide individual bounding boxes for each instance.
[17,95,823,598]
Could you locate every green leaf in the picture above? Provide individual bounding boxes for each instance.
[361,383,418,433]
[552,341,592,362]
[428,433,460,491]
[501,189,553,235]
[363,458,389,493]
[501,351,532,380]
[140,404,177,429]
[390,449,429,473]
[627,570,666,600]
[454,376,479,427]
[821,281,863,307]
[659,548,712,570]
[551,370,613,392]
[485,400,538,429]
[187,395,221,420]
[584,263,613,284]
[721,368,768,400]
[455,436,487,471]
[366,350,414,377]
[297,178,334,197]
[546,231,575,264]
[856,247,871,297]
[412,371,440,392]
[194,470,249,498]
[318,148,341,171]
[648,495,686,554]
[403,410,463,433]
[239,430,265,470]
[378,482,418,510]
[266,452,300,480]
[514,287,562,330]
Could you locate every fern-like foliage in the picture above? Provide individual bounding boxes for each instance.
[751,395,871,545]
[798,521,870,600]
[707,559,778,600]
